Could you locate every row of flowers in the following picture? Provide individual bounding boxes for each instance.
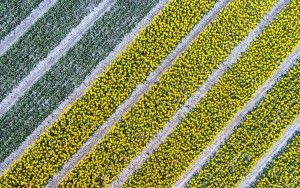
[188,61,300,187]
[0,0,158,164]
[0,0,217,186]
[60,0,279,187]
[254,132,300,187]
[124,1,300,187]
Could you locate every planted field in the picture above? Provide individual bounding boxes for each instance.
[0,0,159,163]
[122,0,300,187]
[0,0,43,39]
[254,133,300,188]
[187,60,300,187]
[0,0,299,187]
[0,0,218,186]
[0,0,104,101]
[61,0,280,186]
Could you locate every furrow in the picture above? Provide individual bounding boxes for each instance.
[60,0,280,187]
[0,0,57,56]
[0,0,42,39]
[254,132,300,187]
[0,0,113,117]
[0,0,218,186]
[45,0,229,186]
[123,1,300,187]
[187,60,300,187]
[110,1,288,187]
[0,0,104,102]
[177,45,300,187]
[0,0,165,174]
[238,118,300,188]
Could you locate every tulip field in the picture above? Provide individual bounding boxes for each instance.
[0,0,299,187]
[0,0,43,39]
[254,133,300,188]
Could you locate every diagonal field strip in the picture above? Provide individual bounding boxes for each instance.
[237,118,300,188]
[0,0,57,56]
[184,58,300,187]
[0,0,168,174]
[0,0,162,165]
[0,0,43,39]
[45,0,232,187]
[173,44,300,187]
[109,1,290,187]
[0,0,114,118]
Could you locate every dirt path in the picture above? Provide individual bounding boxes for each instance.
[0,0,57,56]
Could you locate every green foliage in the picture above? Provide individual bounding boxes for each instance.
[0,0,217,186]
[124,1,300,187]
[0,0,42,39]
[0,0,103,101]
[188,61,300,187]
[254,133,300,188]
[0,0,158,163]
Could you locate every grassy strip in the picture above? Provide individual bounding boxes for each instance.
[0,0,158,162]
[254,133,300,188]
[59,0,278,187]
[187,61,300,187]
[0,0,103,101]
[0,0,43,39]
[123,1,300,187]
[0,0,217,186]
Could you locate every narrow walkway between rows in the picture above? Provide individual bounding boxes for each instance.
[0,0,57,56]
[237,118,300,188]
[0,0,114,117]
[0,0,168,175]
[45,0,230,186]
[173,41,299,188]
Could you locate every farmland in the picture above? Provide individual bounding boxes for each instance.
[0,0,43,39]
[0,0,159,163]
[254,132,300,187]
[0,0,299,187]
[187,60,300,187]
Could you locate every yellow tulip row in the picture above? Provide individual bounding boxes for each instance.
[0,0,218,187]
[254,133,300,188]
[122,1,300,187]
[187,61,300,187]
[60,0,278,187]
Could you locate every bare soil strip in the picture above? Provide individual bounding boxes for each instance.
[237,118,300,188]
[0,0,168,177]
[0,0,114,117]
[173,41,299,188]
[108,1,291,187]
[45,0,231,187]
[0,0,57,56]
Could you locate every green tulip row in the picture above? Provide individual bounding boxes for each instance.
[123,1,300,187]
[187,61,300,187]
[0,0,218,187]
[0,0,158,163]
[0,0,103,101]
[0,0,42,39]
[254,133,300,188]
[59,0,279,187]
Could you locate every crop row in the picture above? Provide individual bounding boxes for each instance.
[0,0,103,101]
[254,133,300,187]
[0,0,218,186]
[59,0,278,187]
[0,0,43,39]
[122,1,300,187]
[0,0,158,162]
[187,60,300,187]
